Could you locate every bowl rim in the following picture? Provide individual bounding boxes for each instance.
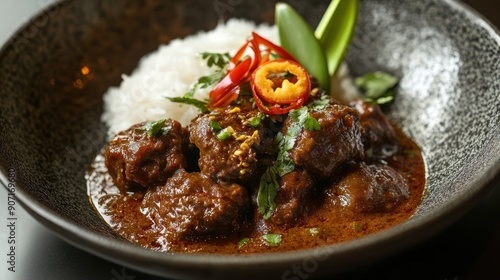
[1,0,500,277]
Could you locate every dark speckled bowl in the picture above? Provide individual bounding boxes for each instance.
[1,0,499,279]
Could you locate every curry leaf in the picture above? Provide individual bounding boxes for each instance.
[276,2,330,92]
[315,0,359,76]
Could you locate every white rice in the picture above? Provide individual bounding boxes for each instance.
[101,19,278,138]
[101,18,358,138]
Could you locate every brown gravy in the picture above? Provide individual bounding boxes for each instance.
[87,122,425,254]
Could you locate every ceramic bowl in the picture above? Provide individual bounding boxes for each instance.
[0,0,499,279]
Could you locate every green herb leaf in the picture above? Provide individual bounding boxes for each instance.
[201,52,231,69]
[275,128,298,177]
[257,166,280,219]
[216,127,232,141]
[310,95,330,111]
[238,237,250,249]
[145,119,166,137]
[180,52,230,103]
[355,71,398,105]
[197,72,225,89]
[248,113,264,127]
[166,96,209,113]
[262,233,282,247]
[210,120,222,131]
[274,106,320,177]
[257,107,320,219]
[276,2,330,92]
[304,115,321,131]
[289,106,320,132]
[315,0,359,76]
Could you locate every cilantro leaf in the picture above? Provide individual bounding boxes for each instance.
[197,72,225,89]
[166,97,209,113]
[304,115,321,131]
[201,52,231,69]
[257,106,321,219]
[238,237,250,249]
[310,95,330,111]
[355,71,398,105]
[177,52,231,108]
[257,166,280,219]
[145,119,167,137]
[289,106,320,131]
[262,233,282,247]
[274,106,320,176]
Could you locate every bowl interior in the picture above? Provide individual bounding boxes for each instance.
[0,0,499,278]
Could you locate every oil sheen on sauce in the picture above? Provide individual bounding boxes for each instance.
[87,124,426,254]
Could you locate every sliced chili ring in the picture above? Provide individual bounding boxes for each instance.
[208,32,306,111]
[250,59,310,115]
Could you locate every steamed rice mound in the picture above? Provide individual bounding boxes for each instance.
[101,19,277,138]
[102,19,358,138]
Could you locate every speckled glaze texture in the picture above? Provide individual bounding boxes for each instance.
[0,0,499,279]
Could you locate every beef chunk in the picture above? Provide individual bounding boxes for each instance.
[189,106,265,183]
[141,169,248,238]
[350,99,399,158]
[327,162,409,213]
[284,104,364,181]
[267,170,316,227]
[104,119,187,191]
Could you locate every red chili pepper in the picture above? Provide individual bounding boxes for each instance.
[227,41,250,72]
[207,32,307,112]
[251,59,310,115]
[251,32,297,62]
[208,57,252,108]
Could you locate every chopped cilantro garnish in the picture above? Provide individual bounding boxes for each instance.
[355,71,398,105]
[197,72,225,90]
[144,119,167,137]
[304,115,320,131]
[257,166,280,219]
[201,52,231,69]
[309,95,330,111]
[289,106,321,132]
[257,106,321,219]
[262,233,282,247]
[275,106,320,176]
[166,96,209,113]
[169,52,231,112]
[238,237,250,249]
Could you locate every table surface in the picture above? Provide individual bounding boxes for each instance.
[0,0,499,279]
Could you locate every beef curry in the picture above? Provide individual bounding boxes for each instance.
[87,92,425,254]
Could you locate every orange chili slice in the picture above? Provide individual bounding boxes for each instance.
[251,59,310,114]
